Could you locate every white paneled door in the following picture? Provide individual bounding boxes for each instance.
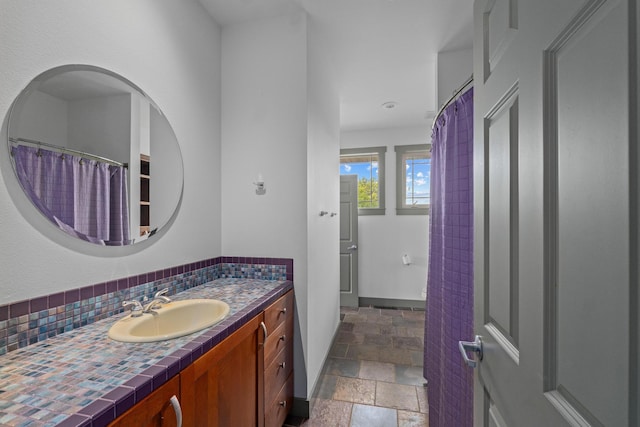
[470,0,638,425]
[340,175,359,307]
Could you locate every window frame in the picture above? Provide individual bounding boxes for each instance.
[340,146,386,215]
[395,144,430,215]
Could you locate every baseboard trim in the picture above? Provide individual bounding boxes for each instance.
[358,297,425,310]
[290,397,310,418]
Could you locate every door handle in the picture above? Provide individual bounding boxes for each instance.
[169,395,183,427]
[458,335,483,368]
[347,245,358,250]
[260,321,268,342]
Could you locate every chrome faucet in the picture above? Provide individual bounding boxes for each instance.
[122,300,144,317]
[143,288,172,313]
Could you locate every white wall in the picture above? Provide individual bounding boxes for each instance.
[221,10,310,400]
[11,91,68,146]
[150,106,183,230]
[221,11,341,401]
[68,94,131,163]
[437,48,473,109]
[306,16,341,398]
[0,0,222,303]
[341,126,430,302]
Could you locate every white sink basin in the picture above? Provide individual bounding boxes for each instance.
[108,299,230,343]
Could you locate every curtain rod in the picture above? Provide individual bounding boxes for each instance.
[431,75,474,130]
[9,137,128,168]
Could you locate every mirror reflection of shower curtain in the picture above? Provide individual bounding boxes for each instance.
[424,87,474,427]
[12,145,130,245]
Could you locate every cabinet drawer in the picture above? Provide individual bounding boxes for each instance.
[265,374,293,427]
[264,315,293,364]
[264,290,293,333]
[264,341,293,405]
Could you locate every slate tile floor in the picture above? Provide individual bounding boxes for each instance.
[284,306,428,427]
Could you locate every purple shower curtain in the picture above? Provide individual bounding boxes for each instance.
[12,145,130,245]
[424,87,474,427]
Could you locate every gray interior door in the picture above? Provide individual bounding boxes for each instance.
[470,0,637,425]
[340,175,359,307]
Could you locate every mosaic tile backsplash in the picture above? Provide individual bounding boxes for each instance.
[0,256,293,356]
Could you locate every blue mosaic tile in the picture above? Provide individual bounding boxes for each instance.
[0,258,292,356]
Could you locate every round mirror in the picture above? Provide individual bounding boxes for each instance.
[6,65,183,246]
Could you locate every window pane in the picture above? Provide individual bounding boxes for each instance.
[404,153,430,207]
[340,154,380,208]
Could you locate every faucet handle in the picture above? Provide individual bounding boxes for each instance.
[155,288,171,302]
[123,300,144,317]
[143,289,171,312]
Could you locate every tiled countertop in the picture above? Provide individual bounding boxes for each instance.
[0,279,293,427]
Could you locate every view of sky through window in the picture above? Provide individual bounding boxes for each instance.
[405,154,430,206]
[340,154,380,208]
[339,159,378,181]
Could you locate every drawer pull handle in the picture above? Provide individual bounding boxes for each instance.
[280,308,287,315]
[279,362,286,369]
[279,335,286,342]
[279,401,287,408]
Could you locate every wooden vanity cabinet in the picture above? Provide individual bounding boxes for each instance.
[107,290,294,427]
[263,291,294,427]
[109,375,180,427]
[180,314,265,427]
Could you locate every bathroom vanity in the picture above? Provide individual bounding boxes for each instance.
[0,277,294,426]
[108,289,294,427]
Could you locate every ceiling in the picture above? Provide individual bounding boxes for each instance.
[198,0,474,132]
[38,70,134,101]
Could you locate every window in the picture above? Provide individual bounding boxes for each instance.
[340,146,386,215]
[395,144,430,215]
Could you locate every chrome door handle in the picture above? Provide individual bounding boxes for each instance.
[260,321,268,341]
[459,335,483,368]
[169,395,183,427]
[347,245,358,250]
